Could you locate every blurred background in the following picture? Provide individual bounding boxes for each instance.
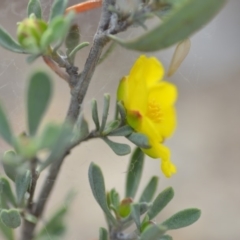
[0,0,240,239]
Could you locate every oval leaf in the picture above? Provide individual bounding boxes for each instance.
[126,132,151,149]
[125,147,144,198]
[49,0,68,21]
[15,170,32,205]
[88,163,116,225]
[27,0,42,19]
[109,0,226,51]
[131,204,141,230]
[99,227,108,240]
[0,209,21,229]
[159,235,173,240]
[0,27,25,53]
[108,125,133,137]
[0,219,14,240]
[139,176,158,203]
[27,71,52,135]
[102,137,131,156]
[0,103,14,145]
[161,208,201,229]
[0,177,17,207]
[140,225,166,240]
[100,94,110,132]
[167,38,191,77]
[148,187,174,220]
[91,99,100,130]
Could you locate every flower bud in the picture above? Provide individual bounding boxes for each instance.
[17,17,48,53]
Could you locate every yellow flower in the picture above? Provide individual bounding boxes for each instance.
[117,55,177,177]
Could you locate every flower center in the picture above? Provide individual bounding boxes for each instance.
[147,99,163,123]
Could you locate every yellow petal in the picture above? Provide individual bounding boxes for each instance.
[148,81,177,108]
[117,76,128,103]
[129,55,164,88]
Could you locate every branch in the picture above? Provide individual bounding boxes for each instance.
[20,1,116,239]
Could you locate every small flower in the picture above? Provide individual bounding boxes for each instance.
[117,55,177,177]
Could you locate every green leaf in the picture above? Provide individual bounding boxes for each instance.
[38,123,62,150]
[108,125,133,137]
[0,219,14,240]
[126,132,151,149]
[0,27,25,53]
[0,177,17,207]
[125,148,144,198]
[102,120,120,136]
[109,189,120,210]
[117,102,126,122]
[140,225,166,240]
[131,204,141,230]
[36,206,67,239]
[49,0,68,21]
[41,12,75,50]
[109,0,226,51]
[38,123,73,172]
[99,227,108,240]
[102,137,131,156]
[91,99,100,130]
[139,176,158,203]
[68,42,90,59]
[0,103,14,145]
[88,163,116,225]
[27,0,42,19]
[159,235,173,240]
[15,170,31,206]
[65,24,80,52]
[148,187,174,220]
[73,113,89,142]
[161,208,201,229]
[100,94,111,132]
[27,71,52,135]
[2,151,20,182]
[0,209,21,229]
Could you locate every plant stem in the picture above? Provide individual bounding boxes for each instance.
[20,1,115,240]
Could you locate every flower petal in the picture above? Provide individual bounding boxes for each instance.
[129,55,165,88]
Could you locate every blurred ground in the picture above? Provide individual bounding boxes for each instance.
[0,0,240,240]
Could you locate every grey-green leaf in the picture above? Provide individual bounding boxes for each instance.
[131,204,141,230]
[102,120,120,136]
[140,225,166,240]
[125,148,144,198]
[38,123,73,172]
[0,219,14,240]
[139,176,158,203]
[68,42,90,59]
[161,208,201,230]
[109,0,226,51]
[15,170,31,205]
[100,94,110,132]
[74,113,89,142]
[0,27,25,53]
[159,235,173,240]
[0,177,17,207]
[0,209,21,229]
[99,227,108,240]
[27,71,52,135]
[148,187,174,220]
[102,137,131,156]
[2,151,20,182]
[91,99,100,130]
[49,0,68,21]
[0,103,14,145]
[88,163,116,225]
[126,132,151,149]
[27,0,42,19]
[108,125,133,137]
